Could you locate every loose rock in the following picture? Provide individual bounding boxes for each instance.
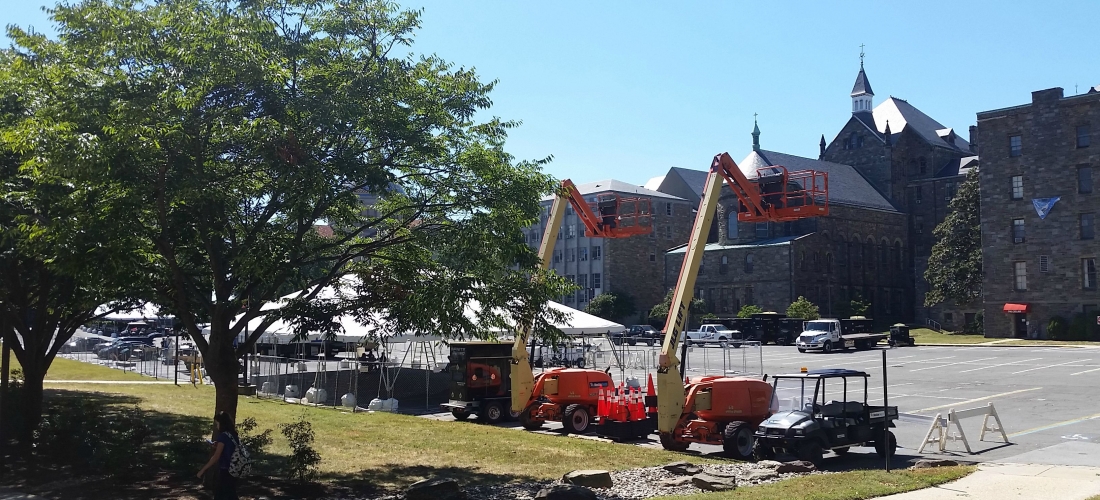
[913,459,960,469]
[406,477,466,500]
[777,460,816,474]
[756,460,784,469]
[563,470,613,489]
[663,461,703,476]
[740,469,779,482]
[691,472,737,491]
[658,477,694,487]
[535,484,599,500]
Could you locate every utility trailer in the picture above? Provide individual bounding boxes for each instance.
[796,317,885,353]
[441,342,516,424]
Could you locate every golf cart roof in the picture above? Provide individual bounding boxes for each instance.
[775,368,870,379]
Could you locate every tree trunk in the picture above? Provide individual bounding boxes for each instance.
[206,328,240,423]
[18,366,45,457]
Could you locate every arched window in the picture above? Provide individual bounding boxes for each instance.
[894,241,903,269]
[800,251,806,270]
[720,255,729,274]
[919,157,927,174]
[813,251,821,272]
[826,252,833,272]
[745,254,754,273]
[728,211,738,239]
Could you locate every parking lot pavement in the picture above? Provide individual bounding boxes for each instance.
[423,344,1100,466]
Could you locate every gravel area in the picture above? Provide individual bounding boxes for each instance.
[349,462,825,500]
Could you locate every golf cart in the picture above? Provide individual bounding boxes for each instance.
[753,369,898,465]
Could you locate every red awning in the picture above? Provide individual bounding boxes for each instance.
[1003,303,1030,313]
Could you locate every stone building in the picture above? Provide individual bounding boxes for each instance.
[820,62,981,330]
[976,86,1099,338]
[663,141,911,326]
[521,180,694,323]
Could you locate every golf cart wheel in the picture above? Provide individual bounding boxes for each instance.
[797,441,823,466]
[823,341,833,353]
[659,432,690,452]
[875,430,897,458]
[480,401,506,425]
[722,421,755,460]
[451,409,471,421]
[562,404,591,434]
[752,441,775,461]
[519,402,545,431]
[832,447,850,456]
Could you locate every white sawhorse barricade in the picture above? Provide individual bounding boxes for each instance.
[918,402,1009,453]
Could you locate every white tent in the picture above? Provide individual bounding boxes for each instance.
[95,303,173,321]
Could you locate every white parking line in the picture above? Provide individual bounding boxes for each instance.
[909,356,998,373]
[1071,366,1100,376]
[956,357,1043,374]
[1010,359,1091,375]
[913,387,1042,413]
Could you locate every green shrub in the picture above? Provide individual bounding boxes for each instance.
[280,417,321,483]
[34,400,151,476]
[700,313,719,322]
[736,305,763,318]
[786,296,821,320]
[1048,316,1069,340]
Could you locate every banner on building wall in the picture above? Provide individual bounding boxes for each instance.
[1032,197,1060,220]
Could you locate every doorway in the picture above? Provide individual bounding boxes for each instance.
[1013,313,1028,338]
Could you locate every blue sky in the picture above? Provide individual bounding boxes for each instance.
[6,1,1099,186]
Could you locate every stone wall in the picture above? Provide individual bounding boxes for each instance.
[607,199,695,323]
[977,87,1100,338]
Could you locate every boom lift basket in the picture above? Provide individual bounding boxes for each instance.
[585,194,653,238]
[736,166,828,223]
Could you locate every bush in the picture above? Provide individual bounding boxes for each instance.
[786,296,821,320]
[700,313,719,322]
[736,305,763,318]
[1067,313,1098,341]
[280,417,321,483]
[1048,316,1069,340]
[34,400,151,476]
[963,311,984,335]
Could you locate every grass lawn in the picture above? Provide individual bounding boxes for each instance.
[907,328,991,345]
[8,354,151,381]
[14,359,974,499]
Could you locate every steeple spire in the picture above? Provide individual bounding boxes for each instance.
[851,45,874,114]
[819,134,826,159]
[752,114,761,152]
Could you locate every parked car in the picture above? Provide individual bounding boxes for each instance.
[611,325,663,346]
[683,323,741,348]
[97,340,156,361]
[62,336,110,354]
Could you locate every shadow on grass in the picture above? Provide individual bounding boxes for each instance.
[0,389,532,500]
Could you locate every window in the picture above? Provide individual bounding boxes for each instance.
[1013,219,1025,243]
[1009,135,1022,157]
[814,251,821,272]
[720,255,729,274]
[894,242,902,269]
[826,252,833,271]
[1040,255,1050,273]
[1083,214,1095,240]
[728,212,738,238]
[1078,125,1091,148]
[1011,176,1024,200]
[699,262,706,275]
[755,223,769,240]
[919,157,927,175]
[945,182,956,201]
[914,186,923,204]
[568,248,575,262]
[553,250,562,263]
[885,289,892,314]
[567,224,576,239]
[1080,166,1094,194]
[745,254,754,273]
[1085,259,1097,290]
[566,205,574,216]
[867,242,875,270]
[666,225,673,239]
[943,312,953,325]
[566,274,574,284]
[666,203,673,216]
[649,253,656,262]
[591,245,601,260]
[916,216,924,234]
[592,273,602,289]
[1014,261,1027,291]
[578,247,588,261]
[839,241,848,267]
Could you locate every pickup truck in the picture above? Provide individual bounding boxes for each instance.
[796,317,886,353]
[683,324,740,348]
[611,325,662,346]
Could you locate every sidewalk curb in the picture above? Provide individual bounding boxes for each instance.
[914,343,1097,349]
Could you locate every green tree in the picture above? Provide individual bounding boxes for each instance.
[648,289,706,328]
[925,169,982,307]
[5,0,570,421]
[0,67,142,448]
[786,296,821,320]
[584,293,636,323]
[736,305,763,318]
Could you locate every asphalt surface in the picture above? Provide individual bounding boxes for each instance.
[425,343,1100,468]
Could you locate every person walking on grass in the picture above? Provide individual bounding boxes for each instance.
[198,411,240,500]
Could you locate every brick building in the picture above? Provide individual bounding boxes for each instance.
[976,86,1099,338]
[663,137,910,326]
[521,180,694,323]
[820,62,981,330]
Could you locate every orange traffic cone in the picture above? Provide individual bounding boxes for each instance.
[634,388,645,421]
[645,374,658,415]
[610,390,621,421]
[597,388,606,417]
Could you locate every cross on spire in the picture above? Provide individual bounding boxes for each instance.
[860,44,866,67]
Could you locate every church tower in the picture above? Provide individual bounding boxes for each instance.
[851,48,874,114]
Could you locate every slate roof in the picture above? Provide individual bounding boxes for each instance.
[935,156,979,178]
[739,150,899,212]
[643,175,665,191]
[871,97,972,152]
[541,179,685,202]
[668,167,710,198]
[666,235,806,254]
[851,67,874,97]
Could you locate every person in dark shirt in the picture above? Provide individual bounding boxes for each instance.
[198,411,239,500]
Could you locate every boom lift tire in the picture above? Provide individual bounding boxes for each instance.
[875,430,897,458]
[797,441,824,465]
[659,432,690,452]
[451,409,471,421]
[519,402,546,431]
[562,404,591,434]
[722,421,755,460]
[479,401,505,425]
